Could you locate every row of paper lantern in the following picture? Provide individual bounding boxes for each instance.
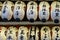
[0,26,60,40]
[0,1,60,23]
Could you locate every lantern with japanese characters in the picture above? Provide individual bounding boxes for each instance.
[27,1,37,22]
[1,1,14,21]
[52,26,60,40]
[18,26,28,40]
[41,26,51,40]
[51,1,60,23]
[39,1,50,22]
[6,27,17,40]
[13,1,26,21]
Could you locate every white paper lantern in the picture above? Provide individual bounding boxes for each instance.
[52,26,60,40]
[39,1,50,22]
[29,26,39,40]
[13,1,26,21]
[6,26,17,40]
[26,1,37,22]
[51,1,60,23]
[1,1,14,21]
[41,26,51,40]
[18,26,28,40]
[0,27,7,40]
[29,27,36,40]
